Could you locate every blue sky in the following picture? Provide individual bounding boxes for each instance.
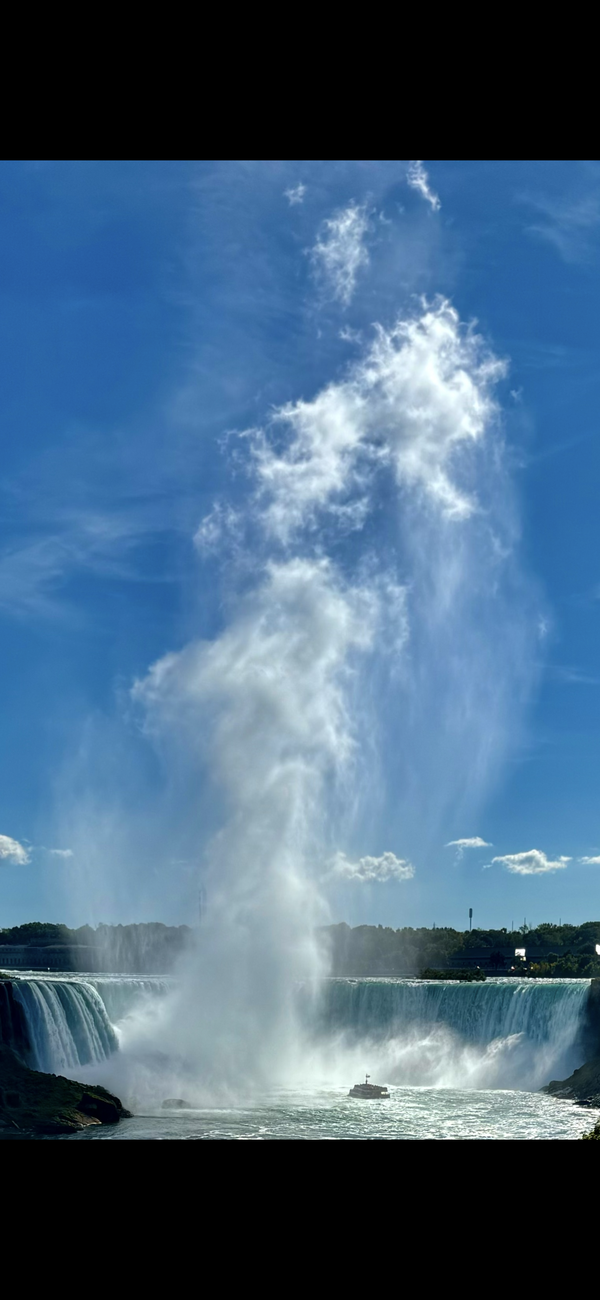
[1,159,600,932]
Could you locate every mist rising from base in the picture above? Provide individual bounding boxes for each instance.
[63,300,540,1103]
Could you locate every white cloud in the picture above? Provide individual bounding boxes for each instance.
[446,837,492,849]
[0,834,30,865]
[328,850,415,883]
[491,849,570,875]
[580,856,600,865]
[252,300,505,542]
[446,837,492,860]
[285,183,306,206]
[407,161,441,212]
[310,202,370,306]
[47,848,74,858]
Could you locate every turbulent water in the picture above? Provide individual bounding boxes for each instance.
[308,977,590,1091]
[1,972,596,1138]
[63,1088,598,1141]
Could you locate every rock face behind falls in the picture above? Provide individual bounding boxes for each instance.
[0,980,31,1059]
[0,1045,131,1136]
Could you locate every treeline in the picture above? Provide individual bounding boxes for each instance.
[528,954,600,979]
[0,922,192,973]
[319,921,600,977]
[4,919,600,978]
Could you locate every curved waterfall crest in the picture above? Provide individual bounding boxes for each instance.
[1,974,593,1090]
[3,974,170,1073]
[315,977,591,1045]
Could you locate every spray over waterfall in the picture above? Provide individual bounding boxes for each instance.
[1,975,589,1097]
[49,299,540,1101]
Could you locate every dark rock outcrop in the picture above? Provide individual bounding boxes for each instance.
[577,978,600,1060]
[0,979,31,1061]
[543,981,600,1116]
[0,1045,131,1137]
[544,1058,600,1107]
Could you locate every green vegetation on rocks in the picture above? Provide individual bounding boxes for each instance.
[528,954,600,978]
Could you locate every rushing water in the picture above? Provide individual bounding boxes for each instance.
[2,971,170,1072]
[305,977,591,1092]
[316,977,590,1046]
[11,979,118,1074]
[1,972,596,1138]
[63,1087,599,1140]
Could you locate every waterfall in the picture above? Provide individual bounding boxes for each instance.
[305,978,592,1091]
[11,980,118,1073]
[2,974,170,1074]
[316,977,590,1044]
[86,977,171,1025]
[1,974,594,1092]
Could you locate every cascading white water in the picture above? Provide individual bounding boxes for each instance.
[4,974,591,1098]
[12,979,118,1074]
[4,974,170,1074]
[307,978,591,1093]
[86,977,171,1027]
[316,977,590,1045]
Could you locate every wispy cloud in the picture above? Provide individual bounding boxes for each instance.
[548,665,600,686]
[285,183,306,206]
[407,161,441,212]
[328,850,415,883]
[46,847,74,858]
[194,502,241,555]
[0,511,172,624]
[310,202,370,306]
[446,836,492,860]
[491,849,570,875]
[0,834,30,865]
[579,855,600,865]
[522,190,600,264]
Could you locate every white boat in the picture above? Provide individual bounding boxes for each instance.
[349,1073,390,1099]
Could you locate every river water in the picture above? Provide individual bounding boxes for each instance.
[64,1086,597,1140]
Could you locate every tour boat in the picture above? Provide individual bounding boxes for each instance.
[349,1074,390,1099]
